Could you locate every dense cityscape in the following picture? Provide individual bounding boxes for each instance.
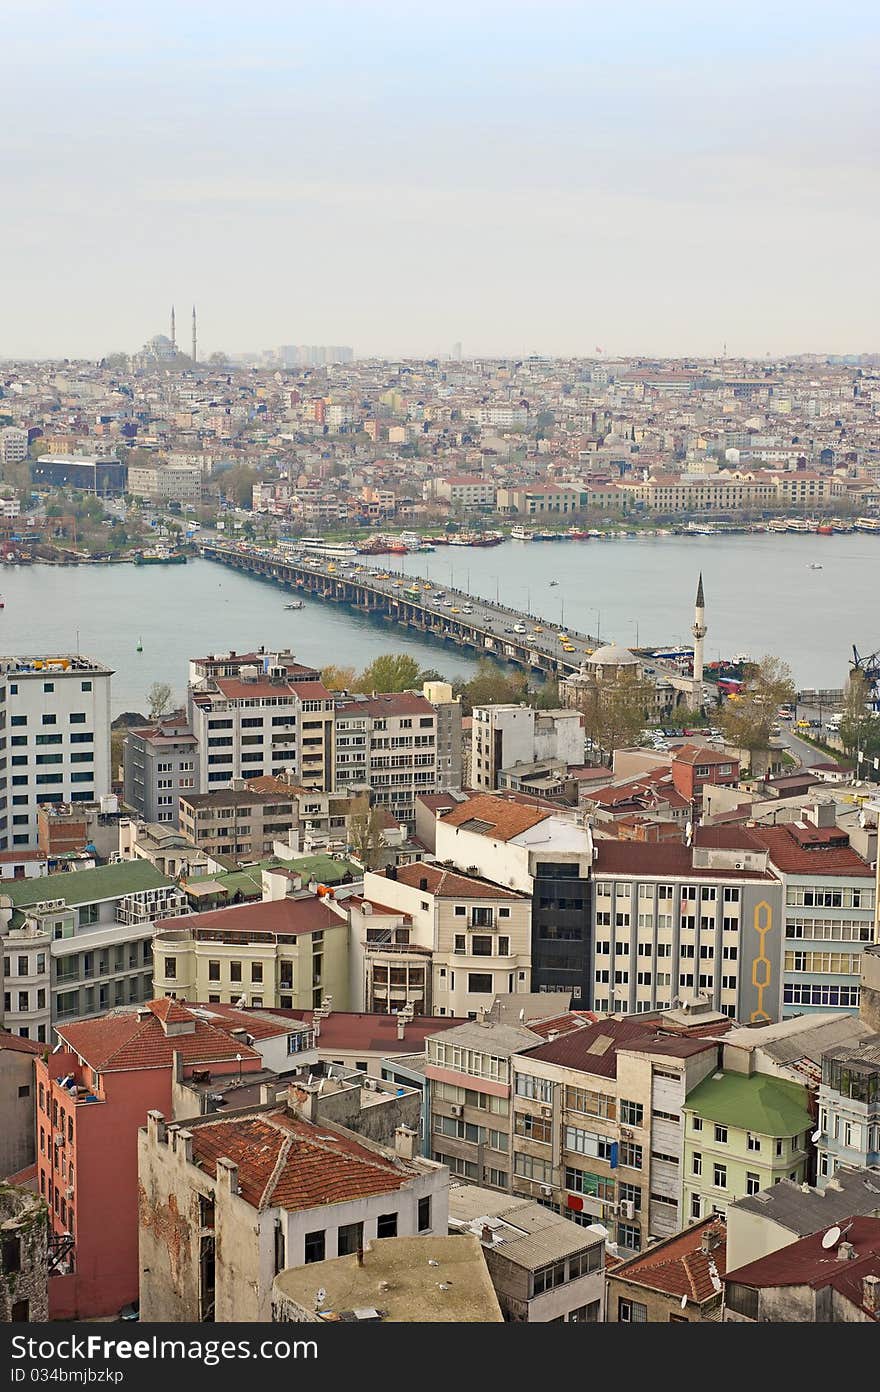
[2,0,879,1354]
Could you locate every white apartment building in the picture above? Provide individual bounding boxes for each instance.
[471,705,584,792]
[0,655,112,852]
[189,655,334,792]
[350,862,531,1018]
[334,692,440,825]
[0,427,28,465]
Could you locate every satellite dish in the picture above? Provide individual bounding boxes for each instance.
[821,1225,842,1250]
[680,1294,688,1310]
[519,1008,525,1022]
[811,1128,822,1143]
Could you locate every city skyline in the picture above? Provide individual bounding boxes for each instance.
[2,1,878,361]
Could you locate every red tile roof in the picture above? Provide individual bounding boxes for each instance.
[373,863,524,901]
[673,744,737,768]
[748,825,873,877]
[57,1001,262,1073]
[189,1108,413,1211]
[336,693,435,718]
[0,1028,45,1055]
[521,1018,720,1077]
[725,1215,880,1318]
[593,840,776,881]
[156,895,341,940]
[611,1217,727,1302]
[439,793,553,842]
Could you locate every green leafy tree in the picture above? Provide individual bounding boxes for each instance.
[457,659,529,715]
[321,665,358,692]
[355,653,422,694]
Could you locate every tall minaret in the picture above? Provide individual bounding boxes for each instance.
[170,305,176,351]
[692,572,707,708]
[191,305,197,366]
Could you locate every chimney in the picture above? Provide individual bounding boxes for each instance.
[701,1227,722,1254]
[837,1241,856,1262]
[175,1128,194,1164]
[397,1015,406,1041]
[481,1223,494,1245]
[216,1156,239,1196]
[394,1125,417,1161]
[863,1275,880,1314]
[146,1110,166,1145]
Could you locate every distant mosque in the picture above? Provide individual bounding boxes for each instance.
[135,305,198,367]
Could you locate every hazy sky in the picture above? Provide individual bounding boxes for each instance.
[2,1,878,360]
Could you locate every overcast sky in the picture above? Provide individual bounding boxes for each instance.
[2,1,878,361]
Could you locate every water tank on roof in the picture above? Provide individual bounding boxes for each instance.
[100,794,118,815]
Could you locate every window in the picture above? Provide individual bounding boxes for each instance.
[376,1212,398,1239]
[533,1260,567,1295]
[208,961,220,981]
[337,1221,364,1257]
[747,1133,761,1152]
[713,1163,727,1189]
[467,972,493,994]
[714,1124,728,1145]
[619,1142,642,1170]
[746,1171,761,1196]
[690,1193,702,1220]
[692,1116,703,1132]
[304,1230,325,1264]
[417,1197,431,1232]
[620,1100,644,1127]
[692,1153,702,1177]
[618,1298,647,1322]
[515,1113,552,1144]
[516,1073,553,1103]
[251,962,263,983]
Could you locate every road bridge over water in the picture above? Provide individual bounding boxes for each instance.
[198,541,712,698]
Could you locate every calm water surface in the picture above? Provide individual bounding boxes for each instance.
[0,534,877,714]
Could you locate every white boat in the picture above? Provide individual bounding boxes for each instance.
[284,599,304,609]
[855,517,880,533]
[807,563,823,571]
[511,526,532,541]
[298,537,359,558]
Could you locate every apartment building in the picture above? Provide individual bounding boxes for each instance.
[448,1185,606,1322]
[126,462,204,503]
[422,681,462,792]
[816,1037,880,1186]
[426,1018,542,1190]
[35,998,266,1318]
[430,476,497,509]
[0,655,112,851]
[0,859,186,1041]
[510,1017,722,1252]
[682,1070,813,1223]
[746,818,876,1017]
[0,427,28,465]
[152,883,351,1011]
[435,794,594,1004]
[471,705,583,792]
[122,713,199,826]
[334,692,439,825]
[0,1029,43,1177]
[189,656,334,792]
[589,838,784,1021]
[177,783,296,860]
[351,862,531,1018]
[138,1103,448,1321]
[606,1215,727,1322]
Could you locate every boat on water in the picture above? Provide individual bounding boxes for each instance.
[284,599,304,609]
[298,537,359,557]
[134,547,187,565]
[854,517,880,533]
[447,530,504,546]
[816,525,834,536]
[510,526,532,541]
[549,580,559,587]
[808,562,823,570]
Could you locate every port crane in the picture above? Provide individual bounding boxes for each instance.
[851,645,880,713]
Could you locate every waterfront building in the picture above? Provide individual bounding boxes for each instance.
[31,455,126,494]
[0,655,112,852]
[189,654,334,792]
[334,691,440,826]
[122,713,199,826]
